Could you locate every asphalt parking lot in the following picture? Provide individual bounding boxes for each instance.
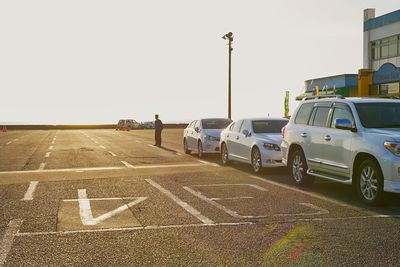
[1,129,400,266]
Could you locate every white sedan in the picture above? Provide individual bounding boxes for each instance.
[220,118,288,172]
[183,118,232,157]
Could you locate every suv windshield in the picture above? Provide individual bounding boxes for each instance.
[201,119,232,129]
[252,120,288,133]
[355,102,400,128]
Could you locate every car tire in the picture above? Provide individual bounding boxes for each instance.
[221,143,230,165]
[355,159,386,206]
[289,148,314,186]
[198,141,204,158]
[183,139,191,154]
[251,147,262,173]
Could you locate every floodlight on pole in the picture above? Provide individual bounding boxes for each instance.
[222,32,233,119]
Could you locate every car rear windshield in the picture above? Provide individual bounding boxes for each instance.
[201,119,232,129]
[252,120,288,133]
[355,102,400,128]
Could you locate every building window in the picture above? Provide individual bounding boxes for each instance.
[388,36,398,57]
[370,34,400,60]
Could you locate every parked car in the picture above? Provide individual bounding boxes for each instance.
[141,121,155,129]
[116,119,141,131]
[281,95,400,205]
[183,118,232,157]
[220,118,288,172]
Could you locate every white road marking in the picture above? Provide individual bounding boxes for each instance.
[248,175,369,212]
[78,189,147,225]
[136,140,142,143]
[0,219,23,265]
[21,181,39,201]
[192,183,268,192]
[6,141,12,145]
[146,179,214,224]
[15,222,253,237]
[51,141,55,145]
[38,163,46,170]
[121,161,135,168]
[184,185,329,218]
[108,151,117,157]
[45,152,51,158]
[0,163,210,174]
[13,139,18,142]
[99,145,106,149]
[197,160,220,167]
[210,197,254,201]
[49,146,54,150]
[176,153,182,156]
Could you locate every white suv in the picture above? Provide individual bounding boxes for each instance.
[281,96,400,205]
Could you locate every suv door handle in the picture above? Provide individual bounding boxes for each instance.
[300,133,307,138]
[236,136,239,140]
[324,135,331,141]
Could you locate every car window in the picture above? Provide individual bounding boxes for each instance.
[252,120,288,133]
[229,122,235,131]
[232,120,243,132]
[295,103,314,125]
[201,119,232,129]
[330,107,354,128]
[355,102,400,128]
[194,120,201,129]
[240,120,250,133]
[311,107,330,127]
[190,120,196,128]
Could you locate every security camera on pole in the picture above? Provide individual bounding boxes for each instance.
[222,32,234,119]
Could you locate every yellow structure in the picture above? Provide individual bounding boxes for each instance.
[358,69,374,97]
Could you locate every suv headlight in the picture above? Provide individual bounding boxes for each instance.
[205,135,219,141]
[263,143,280,151]
[384,142,400,156]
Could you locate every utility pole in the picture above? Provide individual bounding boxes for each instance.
[222,32,233,119]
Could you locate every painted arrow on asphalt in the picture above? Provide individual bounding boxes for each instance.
[78,189,147,226]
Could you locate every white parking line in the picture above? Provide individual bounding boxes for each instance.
[0,162,211,174]
[6,141,12,145]
[15,222,253,237]
[45,152,51,158]
[38,163,46,170]
[22,181,39,201]
[99,145,106,149]
[121,161,135,168]
[49,146,54,150]
[248,175,370,212]
[197,160,220,167]
[136,140,142,143]
[13,139,18,142]
[146,178,214,224]
[108,151,117,157]
[0,219,23,265]
[51,141,55,145]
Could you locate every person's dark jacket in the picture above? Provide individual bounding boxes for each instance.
[155,119,163,132]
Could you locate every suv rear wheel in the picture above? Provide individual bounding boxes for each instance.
[355,159,385,205]
[289,148,314,186]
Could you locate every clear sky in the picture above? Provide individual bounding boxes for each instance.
[1,0,399,124]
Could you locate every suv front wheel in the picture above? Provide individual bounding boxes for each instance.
[289,148,314,186]
[355,159,385,205]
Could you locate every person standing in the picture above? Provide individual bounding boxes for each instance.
[154,114,163,147]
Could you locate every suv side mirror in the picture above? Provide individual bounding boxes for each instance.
[195,127,200,133]
[335,118,357,132]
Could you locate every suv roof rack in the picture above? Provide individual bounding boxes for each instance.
[302,95,345,101]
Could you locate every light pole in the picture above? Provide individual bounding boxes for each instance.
[222,32,233,119]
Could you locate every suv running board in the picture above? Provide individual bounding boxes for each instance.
[307,169,352,184]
